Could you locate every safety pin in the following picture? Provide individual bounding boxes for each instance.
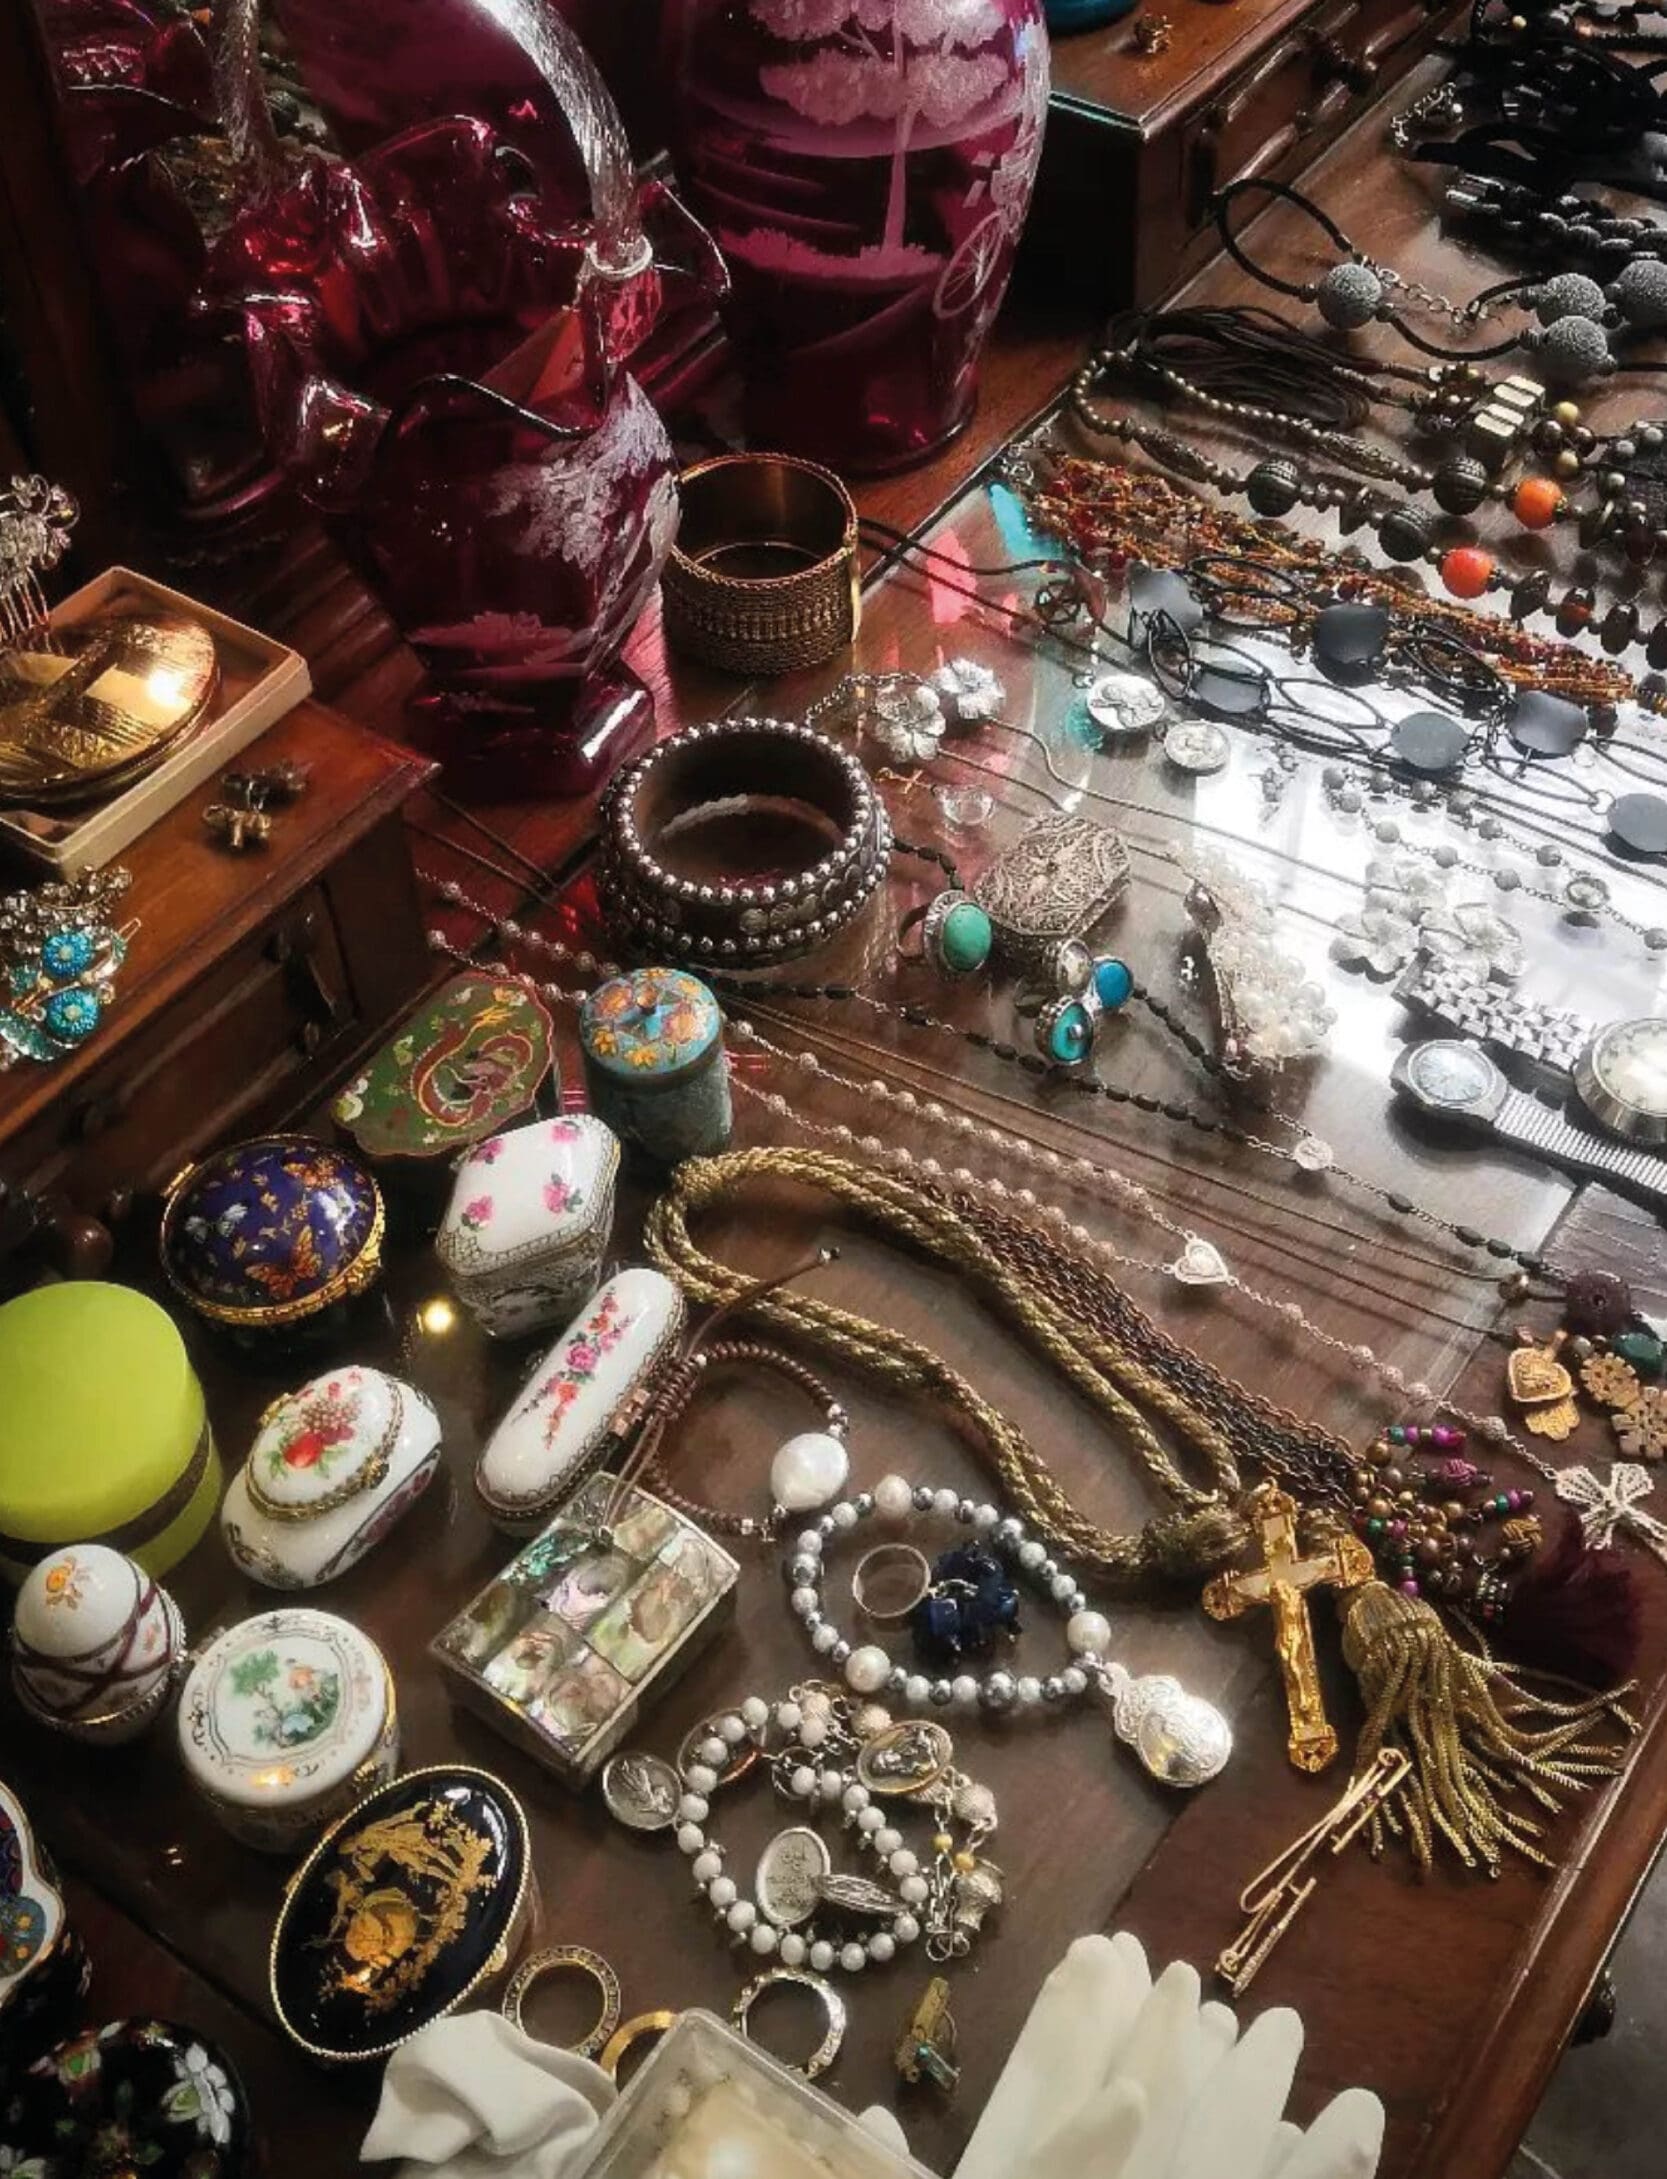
[1215,1748,1410,1997]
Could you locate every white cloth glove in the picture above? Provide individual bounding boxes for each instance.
[361,2012,616,2179]
[953,1933,1386,2179]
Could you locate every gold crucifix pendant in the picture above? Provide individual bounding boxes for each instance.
[1202,1483,1373,1773]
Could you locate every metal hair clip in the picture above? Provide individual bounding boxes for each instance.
[1215,1748,1411,1996]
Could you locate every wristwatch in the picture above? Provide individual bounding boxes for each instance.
[1573,1017,1667,1147]
[1391,1039,1667,1213]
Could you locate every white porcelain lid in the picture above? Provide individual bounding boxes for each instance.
[178,1607,390,1809]
[477,1267,684,1513]
[438,1115,619,1278]
[245,1366,399,1518]
[12,1544,168,1664]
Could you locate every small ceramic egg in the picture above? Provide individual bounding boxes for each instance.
[11,1543,186,1743]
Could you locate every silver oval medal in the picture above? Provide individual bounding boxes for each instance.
[756,1827,832,1927]
[814,1871,903,1919]
[601,1751,682,1832]
[855,1719,953,1796]
[1163,720,1231,776]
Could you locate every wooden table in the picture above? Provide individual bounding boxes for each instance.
[8,64,1667,2179]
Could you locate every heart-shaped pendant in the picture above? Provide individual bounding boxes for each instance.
[1524,1396,1581,1441]
[1171,1236,1230,1287]
[1507,1342,1575,1408]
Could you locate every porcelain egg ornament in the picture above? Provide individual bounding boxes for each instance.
[475,1266,687,1533]
[11,1544,187,1744]
[220,1366,442,1590]
[437,1112,621,1339]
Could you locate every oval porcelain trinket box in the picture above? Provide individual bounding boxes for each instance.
[0,1283,219,1585]
[2,2019,250,2179]
[178,1607,398,1853]
[220,1365,442,1591]
[11,1543,186,1743]
[579,967,732,1166]
[332,972,556,1184]
[436,1113,621,1340]
[159,1133,385,1342]
[270,1764,531,2064]
[475,1267,687,1533]
[0,1782,90,2060]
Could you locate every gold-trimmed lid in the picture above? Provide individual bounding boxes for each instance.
[0,613,218,807]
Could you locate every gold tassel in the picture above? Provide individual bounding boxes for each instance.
[1339,1581,1635,1874]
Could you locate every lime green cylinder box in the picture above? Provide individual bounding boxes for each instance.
[0,1283,220,1585]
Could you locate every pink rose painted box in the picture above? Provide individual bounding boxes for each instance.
[435,1471,738,1789]
[436,1114,621,1340]
[220,1366,442,1591]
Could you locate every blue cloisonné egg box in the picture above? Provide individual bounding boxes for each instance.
[160,1133,385,1349]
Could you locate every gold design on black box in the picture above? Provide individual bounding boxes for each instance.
[313,1804,495,2017]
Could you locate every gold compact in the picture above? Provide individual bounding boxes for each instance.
[0,613,219,807]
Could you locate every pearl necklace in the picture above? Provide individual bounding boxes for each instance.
[787,1476,1232,1789]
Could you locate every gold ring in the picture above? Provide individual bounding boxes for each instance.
[501,1946,622,2060]
[731,1967,847,2080]
[599,2008,679,2081]
[852,1543,932,1627]
[662,454,861,677]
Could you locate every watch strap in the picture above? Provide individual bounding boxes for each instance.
[1394,955,1589,1076]
[1496,1085,1667,1204]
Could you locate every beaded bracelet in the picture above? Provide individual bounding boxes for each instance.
[786,1476,1233,1787]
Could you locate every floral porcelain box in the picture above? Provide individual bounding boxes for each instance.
[433,1473,738,1789]
[436,1113,620,1340]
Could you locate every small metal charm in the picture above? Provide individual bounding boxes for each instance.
[203,759,311,853]
[856,1719,955,1796]
[1163,719,1231,776]
[896,1977,960,2091]
[1099,1664,1233,1787]
[1084,668,1166,739]
[814,1870,904,1919]
[756,1826,831,1928]
[601,1751,682,1832]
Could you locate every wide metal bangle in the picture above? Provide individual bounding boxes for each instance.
[662,454,861,677]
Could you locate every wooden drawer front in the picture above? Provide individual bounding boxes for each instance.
[14,887,357,1216]
[1183,32,1318,235]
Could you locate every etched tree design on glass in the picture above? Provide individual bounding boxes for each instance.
[751,0,1012,271]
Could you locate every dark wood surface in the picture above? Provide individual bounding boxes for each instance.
[9,53,1667,2179]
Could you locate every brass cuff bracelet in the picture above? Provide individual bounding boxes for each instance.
[661,454,861,678]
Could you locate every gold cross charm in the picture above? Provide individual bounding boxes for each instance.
[1203,1483,1373,1773]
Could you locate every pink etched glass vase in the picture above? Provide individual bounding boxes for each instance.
[664,0,1050,473]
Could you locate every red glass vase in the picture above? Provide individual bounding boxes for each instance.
[202,117,720,794]
[664,0,1050,473]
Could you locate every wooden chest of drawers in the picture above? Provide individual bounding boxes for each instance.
[0,702,435,1227]
[1027,0,1459,308]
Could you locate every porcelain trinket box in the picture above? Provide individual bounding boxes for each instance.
[2,2019,250,2178]
[436,1113,621,1340]
[0,1783,90,2060]
[579,967,732,1166]
[270,1765,531,2063]
[11,1543,187,1742]
[474,1267,686,1532]
[0,1283,219,1584]
[220,1365,442,1590]
[178,1607,398,1852]
[435,1472,739,1789]
[332,970,556,1177]
[160,1133,385,1343]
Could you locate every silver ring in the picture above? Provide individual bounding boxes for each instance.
[732,1967,847,2079]
[852,1543,932,1626]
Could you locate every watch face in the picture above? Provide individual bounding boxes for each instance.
[1586,1017,1667,1122]
[1400,1039,1501,1113]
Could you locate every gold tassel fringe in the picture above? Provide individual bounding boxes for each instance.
[1340,1580,1636,1873]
